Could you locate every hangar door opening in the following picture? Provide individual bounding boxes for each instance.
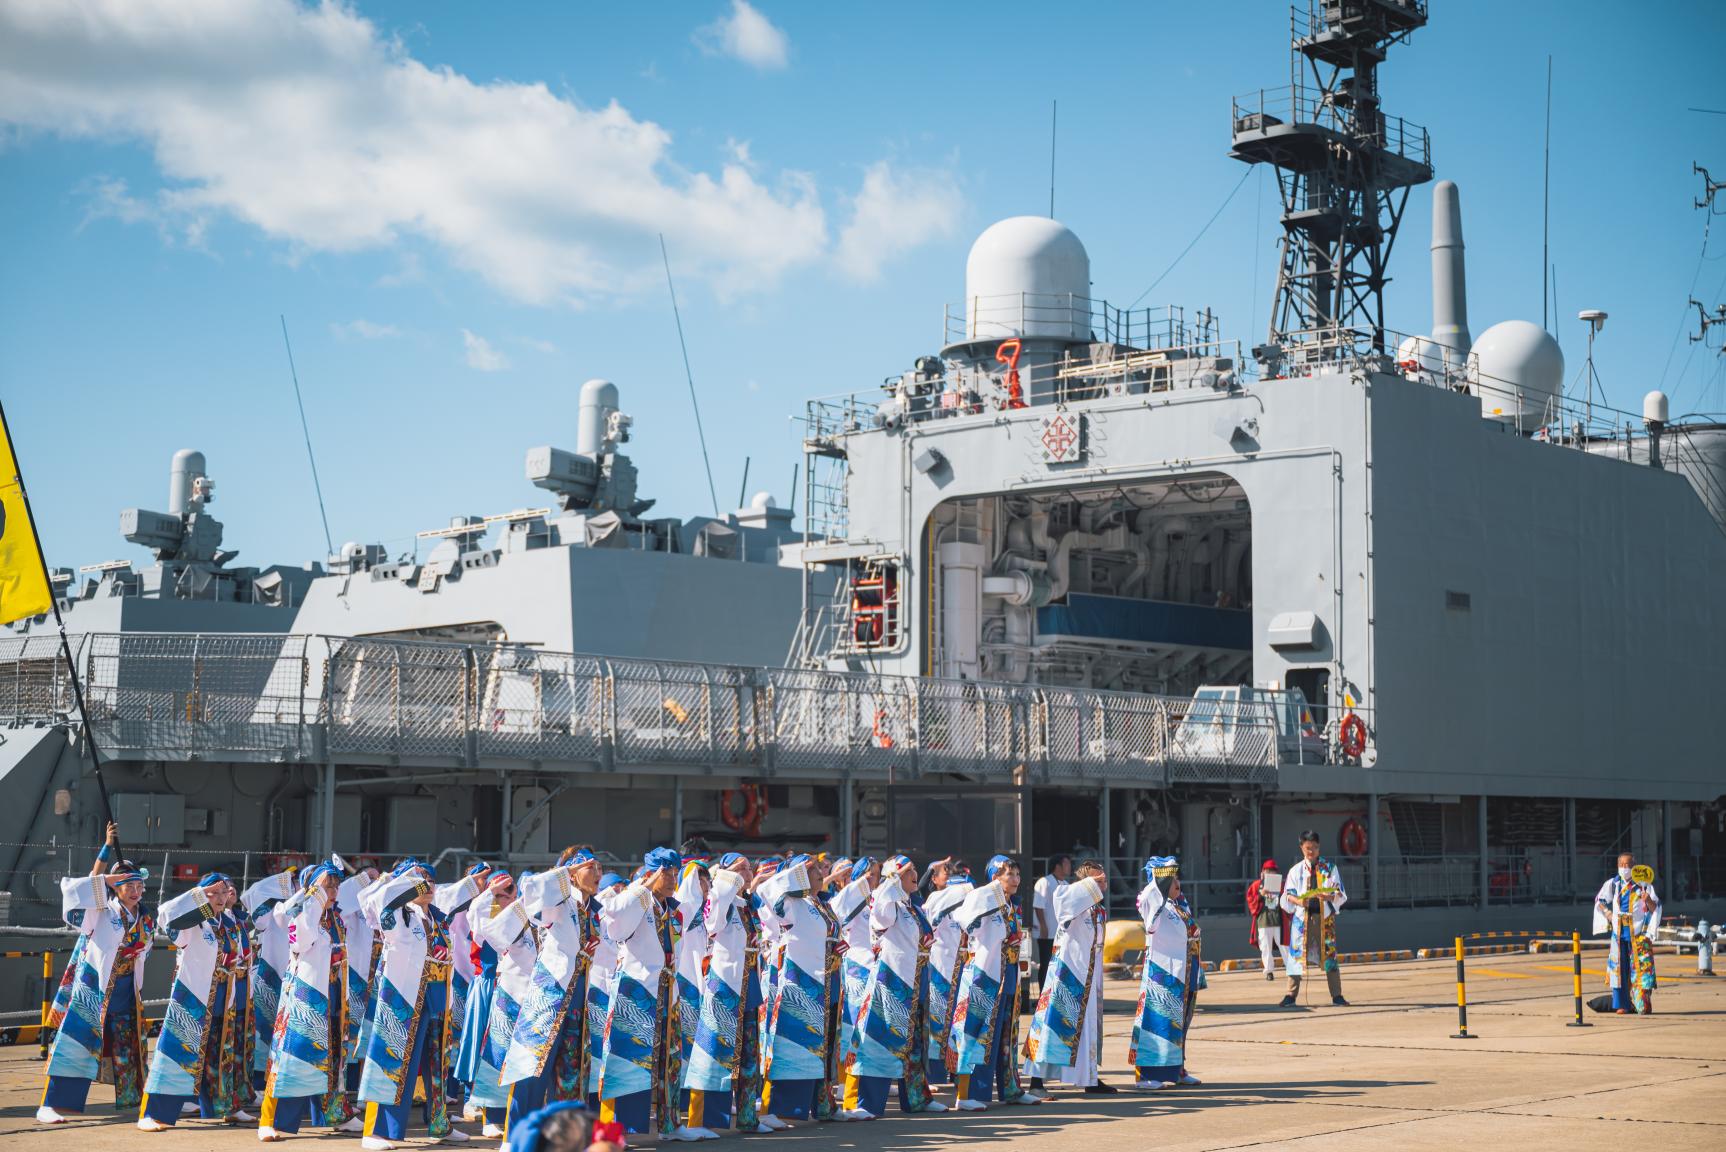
[927,473,1252,697]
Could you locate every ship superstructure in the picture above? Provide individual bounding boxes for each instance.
[0,0,1721,952]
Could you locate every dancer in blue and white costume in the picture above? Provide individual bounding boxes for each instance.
[921,865,972,1088]
[1129,855,1203,1090]
[456,868,529,1137]
[138,873,238,1130]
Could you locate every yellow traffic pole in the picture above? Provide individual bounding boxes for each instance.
[1566,930,1592,1027]
[39,950,52,1059]
[1450,936,1475,1039]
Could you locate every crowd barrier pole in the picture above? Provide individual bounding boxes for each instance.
[1566,931,1591,1027]
[1451,936,1475,1039]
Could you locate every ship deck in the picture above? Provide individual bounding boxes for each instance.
[2,951,1720,1150]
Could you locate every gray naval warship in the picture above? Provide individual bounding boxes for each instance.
[1,0,1722,960]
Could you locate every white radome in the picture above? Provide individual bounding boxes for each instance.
[1472,320,1564,425]
[965,216,1091,342]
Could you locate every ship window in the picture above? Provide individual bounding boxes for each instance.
[1445,590,1471,611]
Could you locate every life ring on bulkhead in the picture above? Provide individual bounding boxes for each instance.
[1339,712,1368,758]
[1340,817,1368,860]
[721,786,764,838]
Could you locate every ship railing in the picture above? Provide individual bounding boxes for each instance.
[5,632,1278,786]
[1229,84,1431,170]
[943,296,1197,351]
[1268,324,1662,452]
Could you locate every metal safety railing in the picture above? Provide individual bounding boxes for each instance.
[0,632,1280,785]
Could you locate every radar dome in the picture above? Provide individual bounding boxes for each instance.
[1472,320,1563,426]
[964,216,1090,342]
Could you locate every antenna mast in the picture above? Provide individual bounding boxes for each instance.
[279,316,334,557]
[659,234,720,517]
[1230,1,1432,363]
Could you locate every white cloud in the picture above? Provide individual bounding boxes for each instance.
[330,318,400,340]
[462,329,508,372]
[696,1,789,71]
[834,162,963,282]
[518,336,557,354]
[0,0,826,303]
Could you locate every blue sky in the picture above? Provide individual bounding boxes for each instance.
[2,0,1723,574]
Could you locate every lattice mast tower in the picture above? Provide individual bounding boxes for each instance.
[1231,1,1434,360]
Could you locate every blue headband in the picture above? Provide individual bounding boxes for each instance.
[108,867,146,886]
[300,863,338,890]
[465,861,489,877]
[848,855,872,875]
[391,858,427,878]
[718,852,745,868]
[986,854,1013,880]
[198,872,230,888]
[567,848,596,867]
[504,1100,591,1152]
[599,872,623,890]
[644,847,681,873]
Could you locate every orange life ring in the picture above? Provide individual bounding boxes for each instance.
[1340,817,1367,860]
[721,787,763,838]
[1339,712,1367,758]
[872,709,894,749]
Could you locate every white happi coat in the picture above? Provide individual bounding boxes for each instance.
[467,887,538,1106]
[923,879,972,1061]
[45,876,152,1080]
[357,871,484,1106]
[1593,874,1662,991]
[501,868,592,1086]
[949,879,1013,1073]
[597,881,676,1101]
[267,881,344,1098]
[1128,880,1197,1073]
[583,888,624,1094]
[684,867,754,1092]
[1023,875,1106,1085]
[143,886,224,1097]
[241,870,297,1074]
[832,871,874,1062]
[673,866,710,1068]
[1279,857,1347,978]
[761,870,833,1084]
[850,878,928,1079]
[340,872,387,1064]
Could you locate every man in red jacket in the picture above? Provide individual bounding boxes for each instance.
[1245,860,1288,981]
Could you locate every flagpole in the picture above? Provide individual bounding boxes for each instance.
[0,399,114,836]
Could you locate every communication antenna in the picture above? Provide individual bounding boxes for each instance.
[658,234,720,517]
[737,456,751,510]
[1697,164,1726,214]
[1230,0,1432,359]
[279,316,334,557]
[1689,298,1726,351]
[1543,56,1552,331]
[1049,99,1058,218]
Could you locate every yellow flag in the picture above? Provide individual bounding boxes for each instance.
[0,412,52,626]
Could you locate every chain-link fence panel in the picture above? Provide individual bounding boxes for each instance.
[764,669,912,778]
[609,658,751,766]
[1083,689,1168,784]
[81,633,310,758]
[1164,695,1277,784]
[474,647,607,764]
[913,678,1025,780]
[0,633,77,722]
[325,638,468,759]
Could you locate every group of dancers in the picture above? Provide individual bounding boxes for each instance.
[35,825,1210,1147]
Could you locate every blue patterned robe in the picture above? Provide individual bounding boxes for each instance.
[143,887,223,1097]
[949,881,1011,1074]
[1023,875,1105,1081]
[45,877,152,1082]
[1129,881,1197,1074]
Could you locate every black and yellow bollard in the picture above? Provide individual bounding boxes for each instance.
[39,949,52,1059]
[1566,930,1592,1027]
[1451,936,1476,1039]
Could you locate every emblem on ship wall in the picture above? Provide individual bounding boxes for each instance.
[1039,412,1085,465]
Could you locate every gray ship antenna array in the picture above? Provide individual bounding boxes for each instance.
[1230,0,1433,365]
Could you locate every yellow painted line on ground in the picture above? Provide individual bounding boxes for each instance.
[1533,964,1706,982]
[1471,967,1539,979]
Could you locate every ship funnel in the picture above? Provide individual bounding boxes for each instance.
[1430,180,1470,371]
